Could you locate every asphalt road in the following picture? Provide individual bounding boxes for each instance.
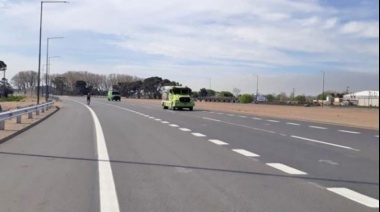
[0,97,378,212]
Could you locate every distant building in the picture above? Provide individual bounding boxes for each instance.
[343,90,379,107]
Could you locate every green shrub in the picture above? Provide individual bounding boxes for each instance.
[239,94,253,104]
[0,96,26,102]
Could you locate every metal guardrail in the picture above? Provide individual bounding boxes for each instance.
[0,102,54,130]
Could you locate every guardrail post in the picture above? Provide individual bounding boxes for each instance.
[17,115,22,124]
[42,107,45,113]
[28,112,33,119]
[36,109,40,116]
[0,120,4,130]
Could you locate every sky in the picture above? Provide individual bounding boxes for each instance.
[0,0,379,95]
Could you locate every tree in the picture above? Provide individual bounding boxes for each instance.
[192,91,200,98]
[239,94,253,104]
[218,91,234,98]
[295,95,307,103]
[233,88,241,97]
[276,92,288,102]
[75,80,87,95]
[200,88,208,97]
[266,94,276,102]
[51,76,69,95]
[206,89,216,97]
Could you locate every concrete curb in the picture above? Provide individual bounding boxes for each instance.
[0,106,61,145]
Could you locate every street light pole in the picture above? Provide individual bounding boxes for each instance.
[253,74,259,102]
[46,37,63,101]
[206,77,211,90]
[37,1,68,105]
[321,71,325,108]
[48,56,60,89]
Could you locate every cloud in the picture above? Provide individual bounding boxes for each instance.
[341,21,379,38]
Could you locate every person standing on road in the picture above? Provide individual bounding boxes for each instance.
[87,93,91,105]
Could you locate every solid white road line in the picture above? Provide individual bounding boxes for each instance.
[232,149,260,157]
[338,130,361,134]
[169,124,179,127]
[267,120,280,123]
[203,117,276,134]
[192,133,207,137]
[266,163,307,175]
[291,136,360,151]
[179,128,192,132]
[327,188,379,208]
[209,139,229,145]
[287,123,301,126]
[309,126,328,130]
[74,100,120,212]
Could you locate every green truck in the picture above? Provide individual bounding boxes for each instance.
[161,86,195,111]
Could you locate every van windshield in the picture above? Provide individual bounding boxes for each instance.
[172,88,191,95]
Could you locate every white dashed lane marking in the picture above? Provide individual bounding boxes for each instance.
[192,133,207,137]
[267,120,280,123]
[327,188,379,208]
[252,117,262,120]
[291,136,360,151]
[169,124,179,128]
[266,163,307,175]
[155,119,162,121]
[287,122,301,126]
[239,116,247,118]
[232,149,260,157]
[309,126,328,130]
[179,128,192,132]
[338,130,361,134]
[209,139,229,146]
[227,114,235,117]
[161,121,170,124]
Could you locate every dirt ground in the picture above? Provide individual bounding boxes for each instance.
[0,97,60,141]
[125,99,379,130]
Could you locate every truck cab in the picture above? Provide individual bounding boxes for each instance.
[161,86,195,111]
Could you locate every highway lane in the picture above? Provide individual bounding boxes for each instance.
[0,100,100,212]
[89,98,378,211]
[95,99,379,200]
[0,97,378,211]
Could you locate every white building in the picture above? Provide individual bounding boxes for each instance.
[343,90,379,107]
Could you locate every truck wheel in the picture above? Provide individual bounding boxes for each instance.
[189,107,193,111]
[163,106,168,110]
[108,99,110,101]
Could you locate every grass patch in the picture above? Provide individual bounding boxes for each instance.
[0,96,26,102]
